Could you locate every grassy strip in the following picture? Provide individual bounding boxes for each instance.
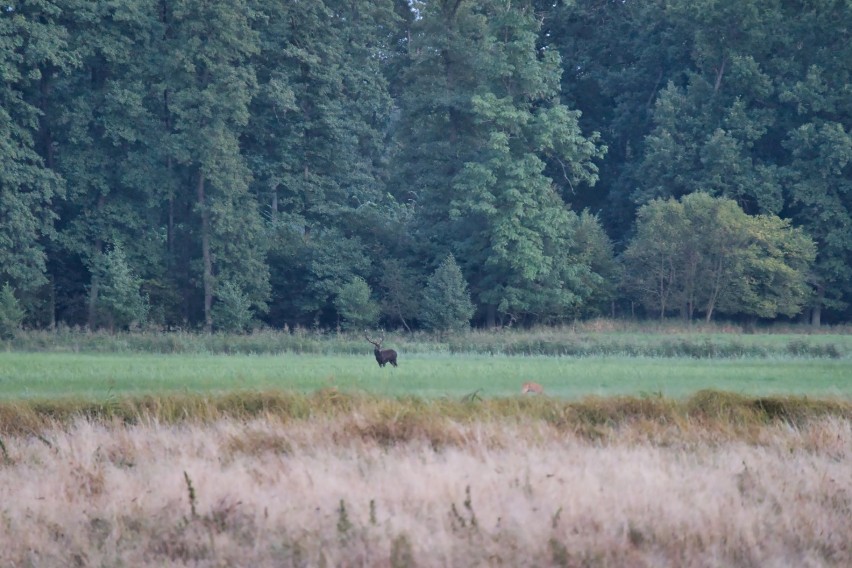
[5,325,852,358]
[2,389,849,440]
[3,351,850,401]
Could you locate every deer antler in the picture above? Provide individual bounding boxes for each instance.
[364,330,381,348]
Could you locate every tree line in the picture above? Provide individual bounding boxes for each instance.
[1,0,849,334]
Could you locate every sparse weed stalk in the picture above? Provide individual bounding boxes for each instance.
[449,485,478,533]
[449,502,466,532]
[390,534,415,568]
[184,471,197,519]
[336,499,352,539]
[551,506,562,529]
[549,538,570,568]
[463,485,478,529]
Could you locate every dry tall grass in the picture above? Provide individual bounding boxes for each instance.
[0,396,849,567]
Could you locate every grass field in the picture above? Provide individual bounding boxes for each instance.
[1,330,850,566]
[0,351,850,400]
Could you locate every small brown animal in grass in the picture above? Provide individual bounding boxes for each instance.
[521,381,544,394]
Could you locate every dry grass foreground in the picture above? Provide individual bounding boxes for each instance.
[0,391,849,567]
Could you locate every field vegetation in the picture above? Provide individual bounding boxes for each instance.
[6,321,852,358]
[1,351,850,401]
[2,325,850,565]
[3,0,851,561]
[2,323,852,400]
[0,391,849,567]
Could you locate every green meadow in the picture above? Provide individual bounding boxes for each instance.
[0,351,849,400]
[1,337,850,567]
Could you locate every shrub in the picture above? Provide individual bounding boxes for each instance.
[0,283,24,339]
[213,281,255,333]
[334,277,380,330]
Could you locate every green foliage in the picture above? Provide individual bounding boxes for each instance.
[334,277,380,330]
[565,211,619,318]
[0,283,25,339]
[212,281,255,333]
[622,194,815,321]
[783,121,852,319]
[392,0,606,322]
[94,245,149,331]
[725,215,815,319]
[267,226,372,327]
[378,259,421,332]
[420,255,474,333]
[0,0,850,329]
[0,2,67,293]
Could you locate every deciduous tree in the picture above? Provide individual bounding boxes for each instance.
[623,193,814,321]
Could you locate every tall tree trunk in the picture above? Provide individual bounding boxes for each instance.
[167,157,175,259]
[39,65,55,170]
[48,274,56,330]
[811,284,824,326]
[87,195,107,329]
[486,304,497,328]
[705,257,724,323]
[658,255,667,320]
[87,271,100,330]
[197,172,213,333]
[713,58,726,94]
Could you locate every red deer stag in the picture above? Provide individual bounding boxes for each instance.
[364,330,398,367]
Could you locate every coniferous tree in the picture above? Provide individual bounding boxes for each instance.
[94,244,149,331]
[421,255,474,333]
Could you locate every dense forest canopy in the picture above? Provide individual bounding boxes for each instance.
[0,0,850,332]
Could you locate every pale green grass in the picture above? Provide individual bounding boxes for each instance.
[0,352,849,400]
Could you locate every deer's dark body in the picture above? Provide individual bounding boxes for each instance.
[365,330,398,368]
[374,347,398,367]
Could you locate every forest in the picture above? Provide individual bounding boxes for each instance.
[1,0,850,333]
